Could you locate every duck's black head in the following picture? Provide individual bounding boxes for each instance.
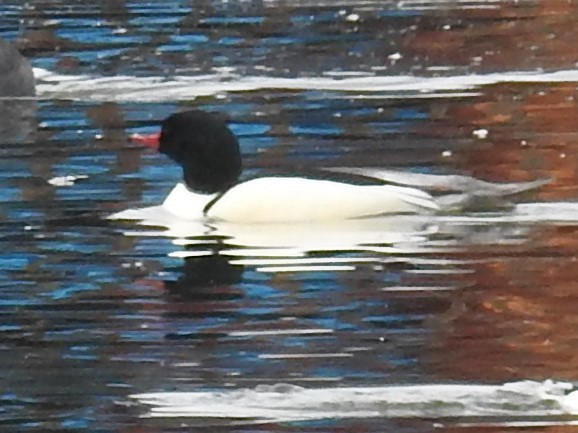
[135,110,242,194]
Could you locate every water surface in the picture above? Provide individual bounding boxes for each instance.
[3,1,578,432]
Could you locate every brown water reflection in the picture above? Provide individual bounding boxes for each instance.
[443,425,578,433]
[417,23,578,383]
[405,1,578,72]
[435,83,578,196]
[426,223,578,382]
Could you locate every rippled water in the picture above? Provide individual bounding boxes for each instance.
[3,1,578,432]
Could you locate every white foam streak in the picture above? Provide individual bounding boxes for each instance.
[47,174,88,186]
[229,328,333,337]
[257,264,356,273]
[259,353,353,359]
[398,0,503,10]
[35,68,578,102]
[132,380,578,422]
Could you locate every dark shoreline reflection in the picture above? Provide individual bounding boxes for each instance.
[0,99,37,145]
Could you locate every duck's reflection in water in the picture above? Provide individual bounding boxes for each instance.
[116,209,437,260]
[164,254,244,301]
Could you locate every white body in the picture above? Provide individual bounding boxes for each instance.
[161,177,438,223]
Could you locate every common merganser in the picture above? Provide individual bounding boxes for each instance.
[0,39,35,97]
[127,110,439,223]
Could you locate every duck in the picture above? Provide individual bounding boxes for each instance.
[0,39,35,97]
[126,110,439,223]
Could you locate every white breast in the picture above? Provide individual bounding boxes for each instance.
[206,177,438,223]
[162,183,217,219]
